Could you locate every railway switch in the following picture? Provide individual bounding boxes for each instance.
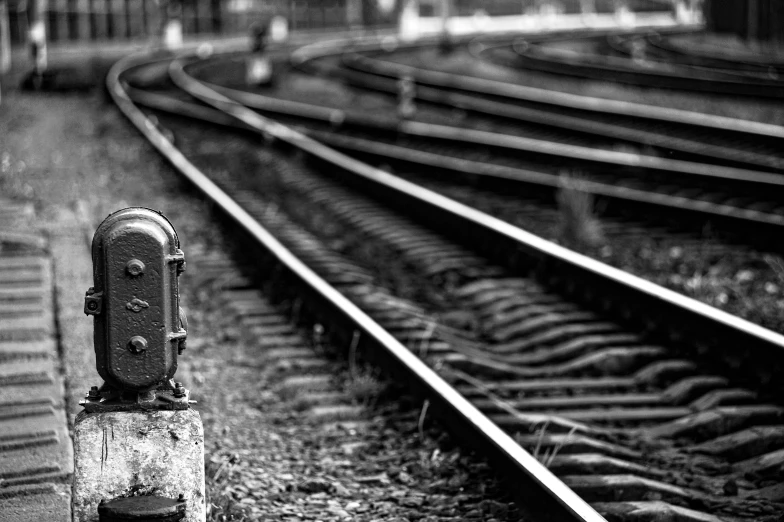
[82,207,188,412]
[73,208,205,522]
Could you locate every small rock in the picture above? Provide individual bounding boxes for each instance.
[401,496,424,508]
[479,499,508,515]
[327,506,349,518]
[397,470,413,485]
[341,442,366,456]
[331,481,350,496]
[354,472,390,485]
[297,477,331,494]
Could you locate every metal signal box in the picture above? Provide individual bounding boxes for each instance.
[84,208,187,400]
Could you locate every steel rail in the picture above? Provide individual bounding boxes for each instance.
[509,37,784,98]
[111,35,784,522]
[334,44,784,173]
[185,58,784,192]
[606,33,780,78]
[148,58,784,246]
[107,51,606,522]
[116,43,784,520]
[304,39,784,140]
[329,54,784,172]
[125,84,784,256]
[646,33,784,72]
[169,54,784,394]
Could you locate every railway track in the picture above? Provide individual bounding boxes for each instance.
[606,33,784,79]
[124,74,784,330]
[135,50,784,257]
[107,40,784,522]
[332,52,784,172]
[333,37,784,174]
[497,33,784,98]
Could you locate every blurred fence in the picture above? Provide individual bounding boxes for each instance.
[4,0,399,46]
[2,0,678,47]
[449,0,675,17]
[704,0,784,45]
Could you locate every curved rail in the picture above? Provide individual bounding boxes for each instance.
[648,33,784,73]
[108,50,605,522]
[507,35,784,98]
[169,51,784,405]
[157,54,784,252]
[607,33,783,78]
[329,41,784,173]
[110,41,784,522]
[313,37,784,140]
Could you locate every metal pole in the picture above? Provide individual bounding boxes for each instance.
[0,0,10,75]
[346,0,361,29]
[438,0,453,53]
[439,0,450,33]
[30,0,47,74]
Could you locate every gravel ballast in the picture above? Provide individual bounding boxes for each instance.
[1,89,528,522]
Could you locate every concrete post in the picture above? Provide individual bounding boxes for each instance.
[162,0,183,49]
[399,0,419,41]
[71,208,205,522]
[73,410,205,522]
[614,0,634,27]
[269,15,288,43]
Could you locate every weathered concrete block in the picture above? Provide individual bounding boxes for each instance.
[72,409,205,522]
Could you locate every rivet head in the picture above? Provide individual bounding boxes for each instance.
[126,259,145,276]
[128,336,148,354]
[87,300,98,311]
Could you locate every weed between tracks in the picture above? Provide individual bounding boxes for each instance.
[529,422,578,468]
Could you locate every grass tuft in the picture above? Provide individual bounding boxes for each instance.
[528,422,578,468]
[345,369,384,407]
